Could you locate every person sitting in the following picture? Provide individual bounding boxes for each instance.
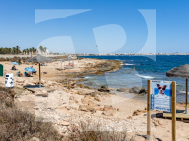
[71,62,74,67]
[12,65,16,70]
[41,63,46,66]
[69,63,74,67]
[18,71,23,77]
[31,66,36,74]
[24,71,31,77]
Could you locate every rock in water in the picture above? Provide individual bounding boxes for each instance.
[129,87,146,94]
[98,86,110,92]
[116,88,128,92]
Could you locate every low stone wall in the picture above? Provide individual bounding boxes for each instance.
[0,54,74,63]
[0,54,65,59]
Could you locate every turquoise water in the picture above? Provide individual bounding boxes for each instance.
[81,55,189,89]
[81,55,189,102]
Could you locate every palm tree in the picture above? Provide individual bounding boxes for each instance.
[8,48,11,54]
[33,48,36,54]
[26,48,29,54]
[31,47,35,52]
[12,47,16,54]
[31,47,36,54]
[16,46,20,54]
[39,45,44,53]
[0,48,2,54]
[44,47,47,53]
[2,47,6,54]
[22,49,26,54]
[4,47,7,54]
[29,48,32,54]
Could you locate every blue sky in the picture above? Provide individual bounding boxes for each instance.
[0,0,189,53]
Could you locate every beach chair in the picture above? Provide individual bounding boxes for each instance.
[32,71,37,75]
[16,72,20,77]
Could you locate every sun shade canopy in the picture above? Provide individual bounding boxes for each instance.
[57,59,65,61]
[26,54,52,63]
[166,64,189,114]
[166,64,189,78]
[65,57,72,61]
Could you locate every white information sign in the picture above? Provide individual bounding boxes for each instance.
[151,80,172,112]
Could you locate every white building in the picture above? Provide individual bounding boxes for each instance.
[36,49,49,55]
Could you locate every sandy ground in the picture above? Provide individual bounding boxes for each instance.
[0,60,189,141]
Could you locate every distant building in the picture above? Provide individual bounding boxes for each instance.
[36,49,49,55]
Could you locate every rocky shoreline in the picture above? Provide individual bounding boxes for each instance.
[58,58,121,77]
[1,58,189,140]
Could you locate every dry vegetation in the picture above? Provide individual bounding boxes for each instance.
[66,121,129,141]
[0,87,63,141]
[0,86,128,141]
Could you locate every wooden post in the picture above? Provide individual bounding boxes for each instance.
[172,81,176,141]
[39,63,41,87]
[147,80,151,141]
[186,78,188,114]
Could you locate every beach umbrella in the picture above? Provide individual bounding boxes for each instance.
[166,64,189,114]
[25,67,35,72]
[57,59,65,61]
[26,54,52,87]
[11,62,19,65]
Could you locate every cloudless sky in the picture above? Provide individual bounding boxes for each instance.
[0,0,189,53]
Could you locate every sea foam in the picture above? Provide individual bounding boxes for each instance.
[135,74,155,79]
[121,63,136,66]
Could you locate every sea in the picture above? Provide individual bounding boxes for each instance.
[80,55,189,103]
